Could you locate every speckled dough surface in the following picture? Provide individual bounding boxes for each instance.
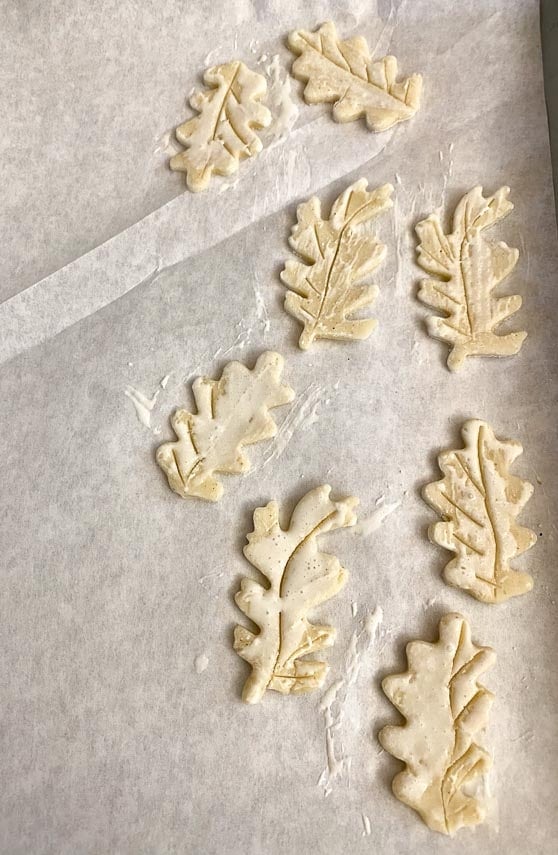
[423,419,536,603]
[380,614,495,836]
[288,21,422,131]
[281,179,393,349]
[0,3,557,854]
[416,186,527,370]
[156,352,294,501]
[170,61,271,192]
[234,485,358,703]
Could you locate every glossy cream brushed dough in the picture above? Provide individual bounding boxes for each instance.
[170,61,271,192]
[156,352,294,502]
[379,613,496,836]
[280,179,393,349]
[423,419,536,603]
[416,186,527,370]
[234,485,358,704]
[288,21,422,132]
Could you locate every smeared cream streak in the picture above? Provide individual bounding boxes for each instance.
[263,54,299,145]
[252,382,328,472]
[125,385,160,430]
[194,653,209,674]
[354,498,401,536]
[318,607,383,796]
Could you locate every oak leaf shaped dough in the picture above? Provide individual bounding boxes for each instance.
[288,21,422,131]
[416,186,527,370]
[170,61,271,192]
[424,420,536,603]
[156,352,294,502]
[379,613,496,836]
[234,485,358,703]
[280,179,393,349]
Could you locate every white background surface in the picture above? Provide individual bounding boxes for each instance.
[1,1,557,853]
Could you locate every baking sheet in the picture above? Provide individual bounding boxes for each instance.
[1,1,558,853]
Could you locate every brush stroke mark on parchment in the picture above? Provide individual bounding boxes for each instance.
[194,653,209,674]
[251,382,333,473]
[318,606,383,796]
[354,496,401,537]
[198,571,226,600]
[125,385,160,430]
[261,54,299,145]
[124,374,173,433]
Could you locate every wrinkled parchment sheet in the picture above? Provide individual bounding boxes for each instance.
[1,1,557,853]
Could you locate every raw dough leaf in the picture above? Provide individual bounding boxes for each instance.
[234,485,358,703]
[423,420,536,603]
[156,352,294,502]
[379,613,496,836]
[170,61,271,192]
[288,21,422,131]
[280,179,393,349]
[416,186,527,370]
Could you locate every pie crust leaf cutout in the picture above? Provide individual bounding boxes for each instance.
[288,21,421,132]
[423,420,536,603]
[156,352,294,502]
[280,179,393,349]
[379,613,496,836]
[234,485,358,704]
[416,186,527,371]
[169,61,271,192]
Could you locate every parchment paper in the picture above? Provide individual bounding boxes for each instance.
[1,1,557,853]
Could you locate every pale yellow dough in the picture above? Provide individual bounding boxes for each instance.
[423,419,536,603]
[170,61,271,192]
[281,179,393,349]
[379,613,496,836]
[156,352,294,502]
[416,186,527,370]
[234,485,358,704]
[288,21,422,132]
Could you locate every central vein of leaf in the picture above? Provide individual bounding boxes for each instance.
[458,236,474,336]
[266,510,338,686]
[475,426,502,586]
[456,200,495,338]
[310,197,372,337]
[302,37,402,104]
[440,621,466,833]
[210,62,241,144]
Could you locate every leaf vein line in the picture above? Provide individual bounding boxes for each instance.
[454,454,484,496]
[267,510,338,688]
[298,35,407,104]
[307,196,378,336]
[476,425,501,587]
[438,490,484,527]
[209,62,242,144]
[419,244,452,274]
[431,284,461,306]
[450,651,485,702]
[453,532,485,556]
